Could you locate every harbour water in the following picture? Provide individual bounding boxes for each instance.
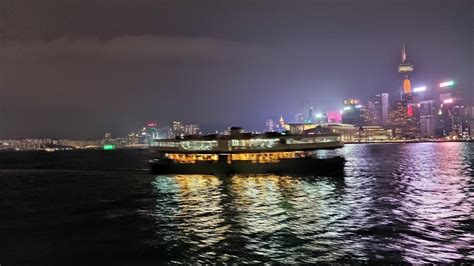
[1,143,473,264]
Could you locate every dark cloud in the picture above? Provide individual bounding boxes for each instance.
[0,36,260,61]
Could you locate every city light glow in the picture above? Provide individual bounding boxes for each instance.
[315,113,323,118]
[443,98,453,104]
[407,105,413,117]
[343,106,352,111]
[440,80,455,88]
[413,86,426,92]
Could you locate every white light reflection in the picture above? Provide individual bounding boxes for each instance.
[152,175,229,260]
[393,143,473,263]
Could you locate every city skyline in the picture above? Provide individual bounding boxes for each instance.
[0,0,472,138]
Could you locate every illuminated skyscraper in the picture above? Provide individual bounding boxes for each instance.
[374,93,389,126]
[147,122,159,139]
[184,124,200,135]
[342,98,365,126]
[389,101,418,138]
[279,116,285,128]
[307,107,314,123]
[398,44,414,76]
[394,44,419,136]
[362,101,376,125]
[170,121,200,137]
[435,81,463,137]
[314,112,328,124]
[139,122,159,144]
[265,119,274,132]
[419,100,436,137]
[326,111,342,123]
[398,44,415,104]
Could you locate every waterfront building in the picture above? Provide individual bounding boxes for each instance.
[290,123,357,142]
[295,123,391,142]
[354,126,393,142]
[286,123,319,134]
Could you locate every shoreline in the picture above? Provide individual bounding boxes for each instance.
[0,140,473,152]
[345,139,474,144]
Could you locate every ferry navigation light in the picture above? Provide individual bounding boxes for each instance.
[443,98,453,104]
[413,86,426,92]
[440,80,455,88]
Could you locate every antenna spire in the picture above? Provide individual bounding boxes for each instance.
[401,44,407,63]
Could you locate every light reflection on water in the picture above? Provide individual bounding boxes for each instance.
[150,143,474,263]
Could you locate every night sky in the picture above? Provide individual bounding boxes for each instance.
[0,0,472,138]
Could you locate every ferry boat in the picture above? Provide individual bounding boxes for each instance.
[149,127,345,175]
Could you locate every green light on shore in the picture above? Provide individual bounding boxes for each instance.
[103,145,116,150]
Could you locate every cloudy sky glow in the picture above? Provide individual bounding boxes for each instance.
[0,0,472,138]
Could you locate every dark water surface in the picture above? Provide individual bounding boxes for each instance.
[1,143,473,264]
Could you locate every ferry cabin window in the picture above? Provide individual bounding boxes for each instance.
[286,136,339,144]
[153,141,179,147]
[180,141,218,150]
[230,139,279,149]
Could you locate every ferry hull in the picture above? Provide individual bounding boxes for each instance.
[149,156,345,175]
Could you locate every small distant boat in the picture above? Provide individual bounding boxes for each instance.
[149,127,345,175]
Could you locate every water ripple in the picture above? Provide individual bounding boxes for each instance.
[147,143,473,263]
[0,143,472,264]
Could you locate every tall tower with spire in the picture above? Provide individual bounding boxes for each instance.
[398,44,415,95]
[392,44,418,137]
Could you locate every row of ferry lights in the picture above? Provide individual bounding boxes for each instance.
[150,127,343,155]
